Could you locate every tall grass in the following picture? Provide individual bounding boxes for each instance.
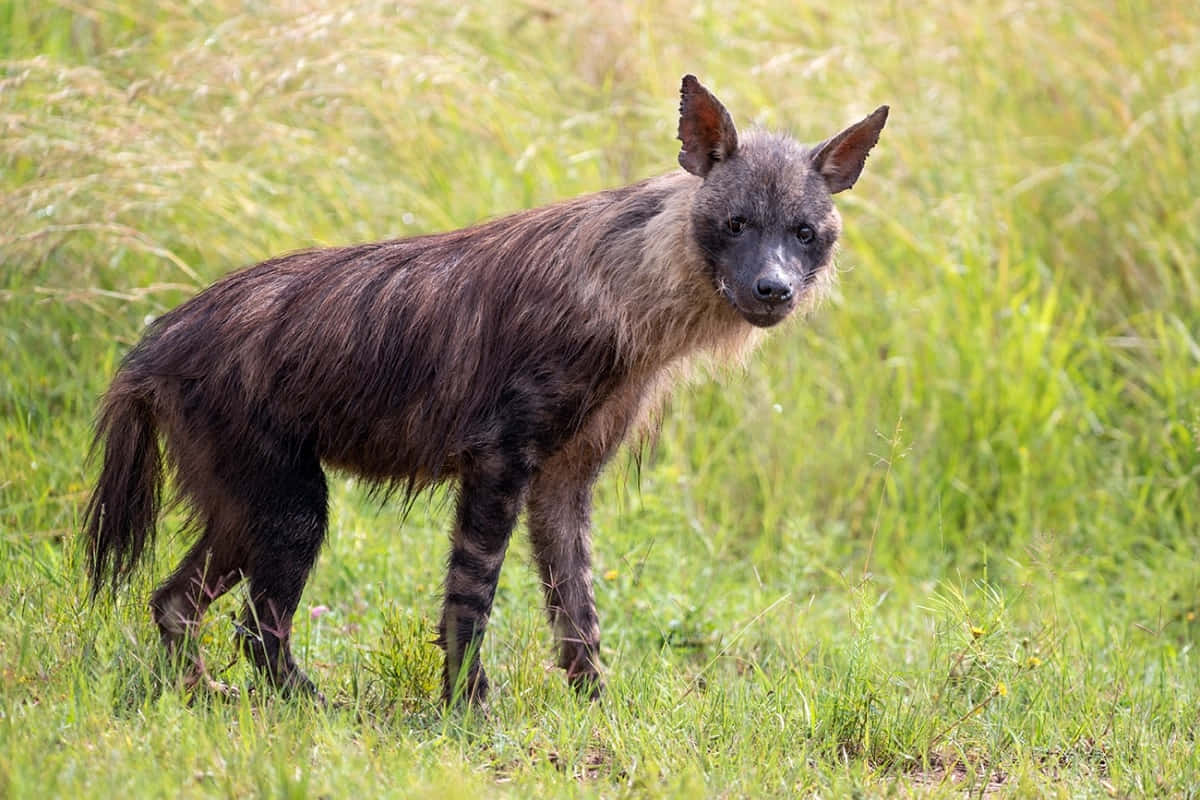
[2,0,1198,796]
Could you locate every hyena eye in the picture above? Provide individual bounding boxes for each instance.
[796,224,815,244]
[727,216,748,236]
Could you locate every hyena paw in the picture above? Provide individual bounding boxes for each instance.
[279,669,326,705]
[568,670,604,701]
[184,674,241,705]
[443,664,490,708]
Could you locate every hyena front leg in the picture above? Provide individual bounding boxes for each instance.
[439,461,531,706]
[527,459,604,699]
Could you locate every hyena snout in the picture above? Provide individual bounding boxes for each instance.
[731,264,801,328]
[752,271,793,305]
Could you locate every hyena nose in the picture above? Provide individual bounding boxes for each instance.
[753,276,793,305]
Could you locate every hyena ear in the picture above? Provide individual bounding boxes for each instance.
[810,105,889,194]
[677,75,739,178]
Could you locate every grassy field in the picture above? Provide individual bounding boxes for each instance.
[2,0,1199,796]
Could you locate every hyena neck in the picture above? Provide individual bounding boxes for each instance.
[584,171,762,371]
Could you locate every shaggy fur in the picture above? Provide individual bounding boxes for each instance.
[84,75,887,702]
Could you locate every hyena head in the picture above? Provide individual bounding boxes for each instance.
[678,75,888,328]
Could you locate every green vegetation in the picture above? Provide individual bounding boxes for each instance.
[2,0,1198,795]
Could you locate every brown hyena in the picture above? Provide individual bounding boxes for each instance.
[83,75,887,704]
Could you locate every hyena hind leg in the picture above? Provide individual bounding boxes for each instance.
[149,513,247,683]
[233,456,329,698]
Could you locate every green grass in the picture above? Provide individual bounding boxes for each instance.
[2,0,1199,796]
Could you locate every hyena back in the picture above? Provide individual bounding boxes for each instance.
[83,76,887,703]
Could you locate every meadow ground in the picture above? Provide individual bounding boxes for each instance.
[2,1,1199,796]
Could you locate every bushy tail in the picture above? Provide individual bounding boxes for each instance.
[83,378,162,597]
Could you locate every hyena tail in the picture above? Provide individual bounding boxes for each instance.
[83,375,163,598]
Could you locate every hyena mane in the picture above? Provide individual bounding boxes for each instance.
[83,75,886,703]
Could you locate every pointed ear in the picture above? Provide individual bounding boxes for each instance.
[677,75,739,178]
[810,105,889,193]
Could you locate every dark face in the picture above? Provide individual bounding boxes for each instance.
[675,75,886,327]
[691,133,841,328]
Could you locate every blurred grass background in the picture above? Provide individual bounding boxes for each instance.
[2,0,1198,796]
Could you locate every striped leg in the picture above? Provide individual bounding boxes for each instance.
[439,463,530,705]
